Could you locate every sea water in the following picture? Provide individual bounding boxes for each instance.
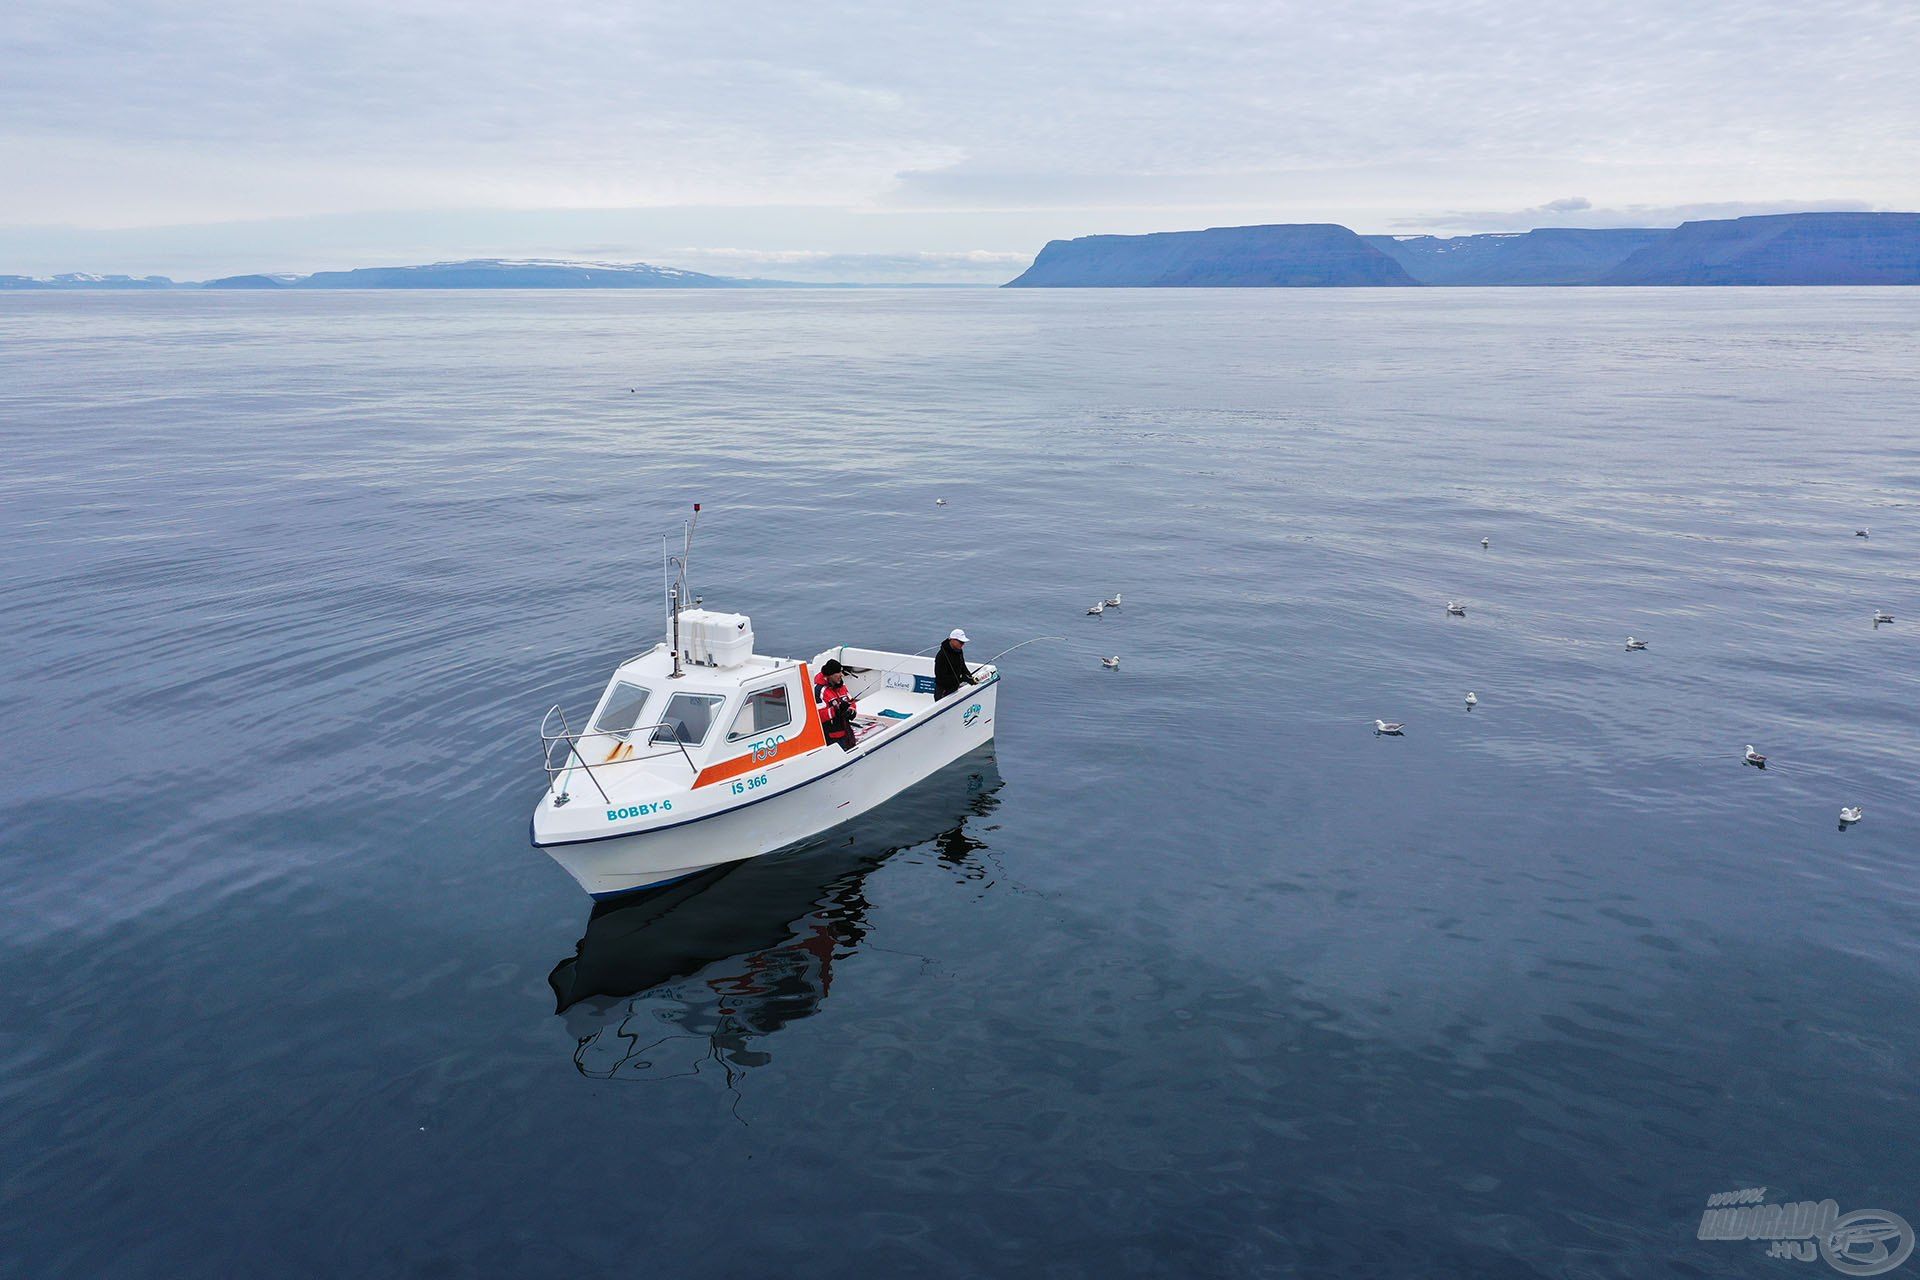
[2,288,1917,1276]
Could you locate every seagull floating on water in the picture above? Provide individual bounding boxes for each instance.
[1856,529,1870,539]
[1464,691,1478,710]
[1446,601,1467,616]
[1744,745,1767,769]
[1103,593,1123,608]
[934,498,948,506]
[1101,656,1120,670]
[1481,537,1490,549]
[1840,806,1863,826]
[1625,637,1647,651]
[1374,719,1405,736]
[1087,601,1105,616]
[1872,610,1894,625]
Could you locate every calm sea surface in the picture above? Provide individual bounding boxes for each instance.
[3,288,1918,1277]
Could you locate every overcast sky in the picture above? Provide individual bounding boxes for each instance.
[3,0,1917,281]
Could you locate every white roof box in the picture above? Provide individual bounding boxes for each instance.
[674,608,754,668]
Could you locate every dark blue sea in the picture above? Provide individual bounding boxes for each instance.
[3,288,1918,1277]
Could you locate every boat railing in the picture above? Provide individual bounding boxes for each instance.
[540,705,699,807]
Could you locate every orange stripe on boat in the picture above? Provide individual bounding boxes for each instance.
[694,663,828,788]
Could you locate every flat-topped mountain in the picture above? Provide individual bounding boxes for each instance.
[1596,213,1920,285]
[1364,228,1667,285]
[294,258,745,288]
[0,272,176,289]
[1004,224,1417,287]
[2,259,781,289]
[1006,213,1920,287]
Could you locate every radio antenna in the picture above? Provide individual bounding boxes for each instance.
[663,503,702,680]
[681,502,701,604]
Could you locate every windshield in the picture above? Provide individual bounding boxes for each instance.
[652,692,726,746]
[728,683,793,740]
[592,682,652,737]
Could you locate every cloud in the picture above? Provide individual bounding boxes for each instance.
[880,165,1321,212]
[2,0,1918,267]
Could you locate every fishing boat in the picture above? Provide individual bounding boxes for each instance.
[531,510,1000,898]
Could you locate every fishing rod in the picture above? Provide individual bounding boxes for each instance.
[969,634,1065,679]
[860,633,1065,690]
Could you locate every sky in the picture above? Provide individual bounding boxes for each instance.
[3,0,1917,282]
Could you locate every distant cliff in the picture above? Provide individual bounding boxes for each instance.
[1596,213,1920,285]
[0,259,782,289]
[0,272,176,289]
[1007,213,1920,287]
[295,259,747,288]
[1003,224,1417,287]
[1364,228,1667,285]
[202,274,292,289]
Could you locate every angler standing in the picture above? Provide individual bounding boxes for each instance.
[814,658,859,751]
[932,628,978,701]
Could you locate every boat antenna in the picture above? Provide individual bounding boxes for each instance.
[663,503,702,680]
[682,502,701,604]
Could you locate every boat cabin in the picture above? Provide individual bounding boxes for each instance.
[541,611,989,810]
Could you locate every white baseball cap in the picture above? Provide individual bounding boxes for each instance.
[950,628,970,643]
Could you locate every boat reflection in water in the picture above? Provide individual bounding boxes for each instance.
[549,747,1002,1084]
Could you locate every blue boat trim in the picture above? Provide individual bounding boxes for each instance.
[530,674,999,850]
[588,868,703,901]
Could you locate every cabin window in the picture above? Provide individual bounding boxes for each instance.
[652,692,726,746]
[727,683,793,740]
[592,682,652,738]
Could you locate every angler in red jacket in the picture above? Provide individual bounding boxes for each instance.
[813,659,858,751]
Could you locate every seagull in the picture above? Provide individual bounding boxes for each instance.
[1625,637,1648,651]
[1446,601,1467,616]
[1464,691,1478,710]
[1856,529,1870,539]
[934,498,947,506]
[1374,719,1405,736]
[1100,656,1120,669]
[1086,601,1105,616]
[1840,806,1863,825]
[1103,593,1123,608]
[1744,745,1767,769]
[1872,610,1894,625]
[1481,537,1490,549]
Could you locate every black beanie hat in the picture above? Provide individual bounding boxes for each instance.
[820,658,844,676]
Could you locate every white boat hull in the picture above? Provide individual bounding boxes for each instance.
[536,679,998,898]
